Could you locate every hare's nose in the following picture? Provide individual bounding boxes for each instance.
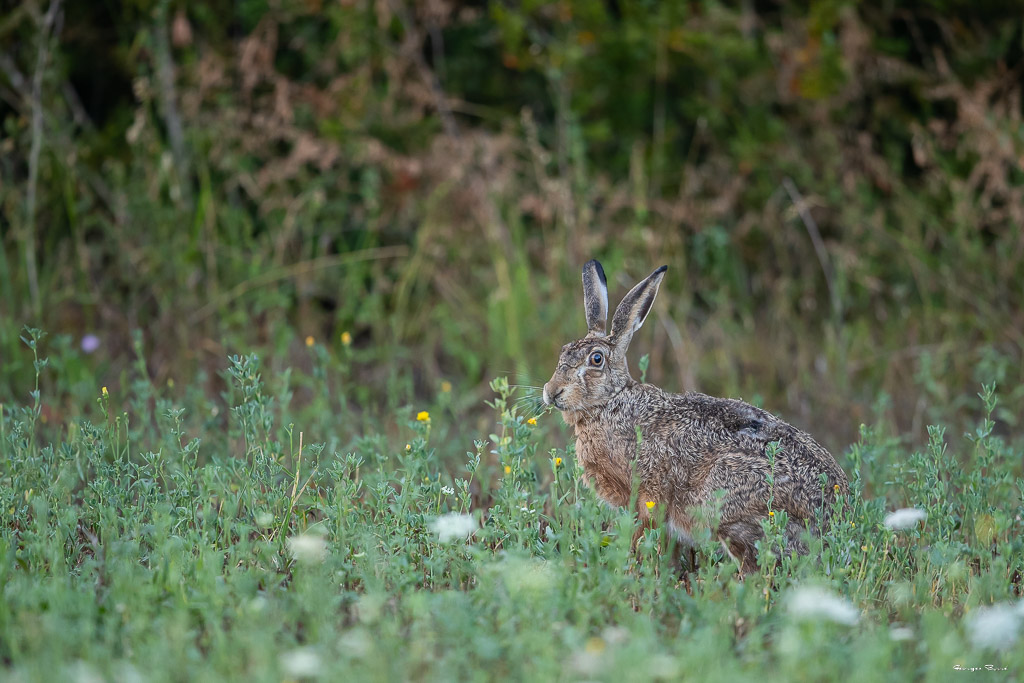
[542,384,563,406]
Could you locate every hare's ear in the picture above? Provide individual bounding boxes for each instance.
[609,265,667,348]
[582,259,609,336]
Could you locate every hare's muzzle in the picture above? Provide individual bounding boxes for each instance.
[542,383,564,409]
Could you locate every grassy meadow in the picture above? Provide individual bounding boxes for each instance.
[2,336,1023,681]
[2,0,1024,680]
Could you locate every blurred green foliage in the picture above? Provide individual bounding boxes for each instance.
[0,0,1022,450]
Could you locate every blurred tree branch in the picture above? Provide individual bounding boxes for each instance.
[24,0,62,317]
[153,0,192,207]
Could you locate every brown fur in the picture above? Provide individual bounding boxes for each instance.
[544,261,849,574]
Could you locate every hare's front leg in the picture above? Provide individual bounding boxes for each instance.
[716,520,760,575]
[630,512,659,554]
[630,493,668,556]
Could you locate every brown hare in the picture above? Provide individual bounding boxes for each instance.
[542,260,849,573]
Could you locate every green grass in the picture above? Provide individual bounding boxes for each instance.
[2,331,1022,682]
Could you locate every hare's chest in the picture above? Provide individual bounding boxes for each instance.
[575,431,633,508]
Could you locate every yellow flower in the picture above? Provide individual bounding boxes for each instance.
[305,335,315,347]
[405,443,411,451]
[527,417,537,426]
[554,457,562,467]
[504,465,511,474]
[101,386,108,397]
[440,381,452,393]
[834,484,840,492]
[768,510,775,517]
[645,501,655,510]
[850,522,856,528]
[416,411,430,422]
[861,545,868,552]
[341,331,352,346]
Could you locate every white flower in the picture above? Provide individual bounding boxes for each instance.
[441,486,455,496]
[787,586,859,625]
[280,647,322,678]
[884,508,927,530]
[889,626,915,641]
[286,534,327,564]
[966,603,1023,651]
[429,513,477,542]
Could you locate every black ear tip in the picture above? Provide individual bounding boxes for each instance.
[654,265,668,275]
[584,259,607,284]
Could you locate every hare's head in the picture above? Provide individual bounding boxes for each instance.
[543,260,667,415]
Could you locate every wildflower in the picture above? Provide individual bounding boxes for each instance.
[554,457,562,467]
[286,534,327,564]
[416,411,430,422]
[861,545,868,552]
[441,381,452,393]
[645,501,656,510]
[850,522,856,528]
[441,486,454,496]
[81,334,100,354]
[527,417,537,426]
[504,465,511,474]
[965,603,1023,651]
[889,626,915,642]
[768,510,775,517]
[405,443,411,451]
[787,586,859,625]
[430,512,477,542]
[341,331,352,346]
[834,484,840,492]
[305,335,315,347]
[280,647,322,678]
[884,508,927,530]
[101,386,108,397]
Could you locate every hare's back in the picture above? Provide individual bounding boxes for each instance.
[659,390,847,487]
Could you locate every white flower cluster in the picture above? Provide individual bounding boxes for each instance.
[286,534,327,564]
[786,586,859,625]
[429,513,477,542]
[966,602,1024,651]
[884,507,927,530]
[280,647,322,677]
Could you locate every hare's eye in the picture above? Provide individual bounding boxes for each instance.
[589,352,603,367]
